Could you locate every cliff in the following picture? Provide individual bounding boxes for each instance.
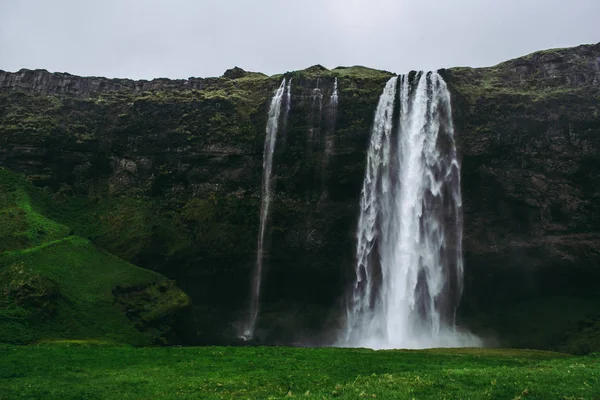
[443,43,600,351]
[0,43,599,352]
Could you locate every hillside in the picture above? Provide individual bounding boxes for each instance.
[0,168,194,345]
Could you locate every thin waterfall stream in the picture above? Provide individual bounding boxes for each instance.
[240,78,288,340]
[320,77,339,201]
[308,78,324,148]
[325,77,338,158]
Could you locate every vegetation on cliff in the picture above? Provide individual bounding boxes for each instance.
[0,168,193,345]
[0,63,395,344]
[443,43,600,355]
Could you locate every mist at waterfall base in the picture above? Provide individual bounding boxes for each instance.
[340,72,481,350]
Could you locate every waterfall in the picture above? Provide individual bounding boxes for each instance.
[283,78,292,133]
[342,72,479,349]
[240,78,287,341]
[308,79,324,147]
[330,77,339,108]
[286,78,293,116]
[320,77,339,201]
[325,77,339,155]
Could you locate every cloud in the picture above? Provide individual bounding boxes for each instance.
[0,0,598,79]
[326,0,403,30]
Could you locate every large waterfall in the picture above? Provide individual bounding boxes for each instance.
[342,72,479,349]
[240,78,288,340]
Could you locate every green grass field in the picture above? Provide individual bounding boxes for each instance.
[0,344,598,399]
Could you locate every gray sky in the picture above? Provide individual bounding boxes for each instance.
[1,0,598,80]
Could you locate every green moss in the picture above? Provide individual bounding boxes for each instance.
[0,262,58,311]
[0,92,62,137]
[0,168,193,345]
[331,65,394,80]
[113,281,193,344]
[28,185,259,269]
[0,168,70,252]
[446,44,594,103]
[177,194,259,259]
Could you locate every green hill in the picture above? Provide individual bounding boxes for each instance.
[0,167,195,345]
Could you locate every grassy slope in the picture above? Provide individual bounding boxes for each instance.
[0,168,70,252]
[0,167,189,345]
[0,345,598,399]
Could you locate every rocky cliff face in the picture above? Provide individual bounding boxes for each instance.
[0,64,392,344]
[1,43,599,352]
[444,43,600,351]
[0,68,218,97]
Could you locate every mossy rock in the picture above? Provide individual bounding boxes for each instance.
[113,281,194,345]
[0,262,58,314]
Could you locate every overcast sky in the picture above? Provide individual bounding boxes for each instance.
[1,0,598,80]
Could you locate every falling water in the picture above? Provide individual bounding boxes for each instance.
[286,78,293,116]
[240,78,287,340]
[320,78,339,201]
[326,77,339,155]
[308,79,324,147]
[283,78,292,132]
[313,79,324,110]
[330,77,339,109]
[342,72,479,349]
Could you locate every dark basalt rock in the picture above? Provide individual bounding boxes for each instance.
[0,68,214,97]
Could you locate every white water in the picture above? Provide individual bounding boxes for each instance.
[283,78,292,132]
[308,79,324,146]
[325,78,339,157]
[342,72,480,349]
[313,78,324,108]
[240,78,287,340]
[330,77,339,109]
[286,78,293,115]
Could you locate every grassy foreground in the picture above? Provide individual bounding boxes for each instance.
[0,344,598,399]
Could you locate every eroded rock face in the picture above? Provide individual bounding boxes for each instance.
[0,44,599,351]
[0,64,391,345]
[443,43,600,352]
[0,68,217,97]
[497,44,600,86]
